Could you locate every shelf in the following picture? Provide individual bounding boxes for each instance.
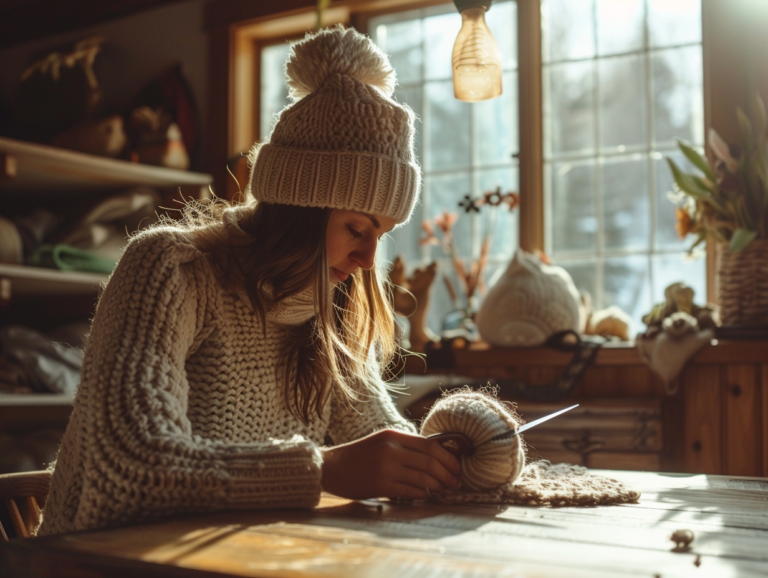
[0,136,213,193]
[0,263,107,296]
[0,393,75,406]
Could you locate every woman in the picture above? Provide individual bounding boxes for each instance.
[38,25,460,535]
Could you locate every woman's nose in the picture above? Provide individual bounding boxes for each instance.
[351,238,377,270]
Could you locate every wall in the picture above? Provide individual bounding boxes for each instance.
[0,0,210,170]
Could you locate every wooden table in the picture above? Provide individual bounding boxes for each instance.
[2,470,767,577]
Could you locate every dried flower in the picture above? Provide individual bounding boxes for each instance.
[459,194,481,213]
[484,187,504,206]
[422,189,519,310]
[504,191,520,211]
[667,93,768,253]
[675,207,692,239]
[433,211,458,234]
[419,220,439,246]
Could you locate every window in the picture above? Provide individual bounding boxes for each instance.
[370,1,520,333]
[259,41,295,142]
[542,0,705,329]
[252,0,705,335]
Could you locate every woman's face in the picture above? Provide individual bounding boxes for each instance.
[326,209,397,283]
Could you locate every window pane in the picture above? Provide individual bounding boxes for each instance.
[260,42,293,140]
[550,160,597,253]
[424,12,458,81]
[653,46,704,147]
[602,155,650,251]
[427,173,472,259]
[599,54,647,151]
[478,166,519,257]
[382,206,424,267]
[425,80,470,171]
[394,86,423,163]
[542,0,703,317]
[369,5,519,335]
[487,0,518,70]
[542,0,596,63]
[545,60,595,156]
[596,0,644,56]
[652,252,707,306]
[604,254,651,332]
[559,260,598,304]
[475,71,518,166]
[374,19,423,85]
[648,0,701,47]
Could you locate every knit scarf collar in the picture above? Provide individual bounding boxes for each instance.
[266,286,317,326]
[222,204,319,326]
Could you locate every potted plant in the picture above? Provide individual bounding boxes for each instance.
[667,94,768,326]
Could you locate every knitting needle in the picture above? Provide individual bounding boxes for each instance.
[484,403,579,443]
[428,404,579,455]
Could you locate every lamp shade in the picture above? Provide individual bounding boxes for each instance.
[452,0,502,102]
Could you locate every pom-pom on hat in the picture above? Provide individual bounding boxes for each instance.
[247,25,421,225]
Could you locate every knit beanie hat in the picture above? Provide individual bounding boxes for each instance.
[247,26,421,225]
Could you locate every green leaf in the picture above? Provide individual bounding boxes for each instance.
[677,140,715,181]
[729,228,758,252]
[737,107,754,152]
[666,158,714,199]
[752,93,767,137]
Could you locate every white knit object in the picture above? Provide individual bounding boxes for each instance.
[38,224,414,536]
[248,26,421,225]
[477,249,584,347]
[420,390,641,507]
[420,391,525,491]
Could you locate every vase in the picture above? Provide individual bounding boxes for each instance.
[716,239,768,326]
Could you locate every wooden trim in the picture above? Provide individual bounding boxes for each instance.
[0,0,190,50]
[206,0,451,30]
[723,365,761,476]
[206,23,233,198]
[701,0,768,303]
[404,340,768,374]
[681,365,722,474]
[516,0,544,253]
[352,0,450,31]
[763,364,768,477]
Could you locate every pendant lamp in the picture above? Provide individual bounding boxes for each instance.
[452,0,503,102]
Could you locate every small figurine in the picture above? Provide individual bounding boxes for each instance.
[388,256,439,352]
[129,106,190,170]
[670,528,694,552]
[642,282,719,333]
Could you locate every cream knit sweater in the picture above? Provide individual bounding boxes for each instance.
[38,224,414,535]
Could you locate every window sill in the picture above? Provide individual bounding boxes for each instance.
[403,338,768,375]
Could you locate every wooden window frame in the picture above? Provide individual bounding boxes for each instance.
[206,0,768,303]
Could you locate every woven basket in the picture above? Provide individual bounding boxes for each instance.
[716,239,768,326]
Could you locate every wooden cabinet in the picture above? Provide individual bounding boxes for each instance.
[0,137,212,471]
[404,340,768,476]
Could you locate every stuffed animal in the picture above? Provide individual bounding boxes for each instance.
[642,282,719,332]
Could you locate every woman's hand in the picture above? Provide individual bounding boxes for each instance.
[320,429,462,500]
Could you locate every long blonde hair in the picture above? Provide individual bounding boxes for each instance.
[181,199,396,424]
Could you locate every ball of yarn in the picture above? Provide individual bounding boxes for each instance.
[285,25,396,101]
[420,391,525,491]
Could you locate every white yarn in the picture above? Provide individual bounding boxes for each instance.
[477,249,584,347]
[286,25,396,100]
[420,391,525,491]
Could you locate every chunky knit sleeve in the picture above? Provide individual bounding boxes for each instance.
[40,229,322,535]
[327,366,417,445]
